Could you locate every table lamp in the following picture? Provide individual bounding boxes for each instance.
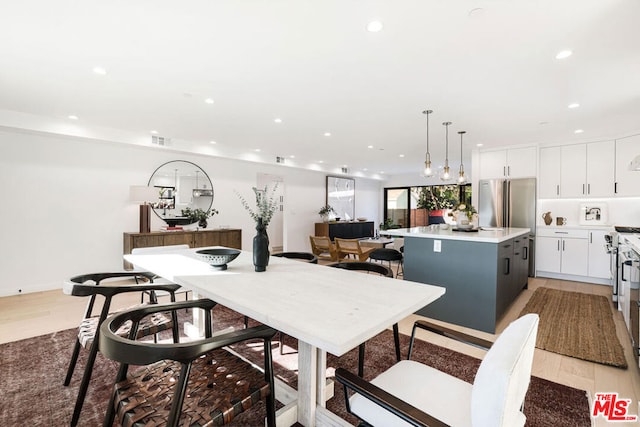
[129,185,158,233]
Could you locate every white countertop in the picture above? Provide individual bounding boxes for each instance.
[383,227,530,243]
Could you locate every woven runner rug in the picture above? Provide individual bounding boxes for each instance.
[0,305,592,426]
[519,287,627,369]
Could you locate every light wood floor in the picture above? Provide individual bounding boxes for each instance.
[1,277,639,426]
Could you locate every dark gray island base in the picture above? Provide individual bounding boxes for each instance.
[388,227,530,333]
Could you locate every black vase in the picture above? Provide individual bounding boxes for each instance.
[253,219,270,272]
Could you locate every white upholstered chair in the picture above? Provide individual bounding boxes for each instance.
[335,313,539,427]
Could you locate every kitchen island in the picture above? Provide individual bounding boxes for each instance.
[384,227,530,333]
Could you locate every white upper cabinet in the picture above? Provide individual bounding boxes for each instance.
[560,144,588,197]
[587,141,615,197]
[479,146,537,179]
[615,134,640,197]
[539,141,615,198]
[539,146,561,198]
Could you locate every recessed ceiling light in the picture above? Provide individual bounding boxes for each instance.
[366,21,383,32]
[379,171,385,174]
[209,140,217,144]
[289,155,295,158]
[476,143,484,147]
[574,129,584,134]
[556,50,572,59]
[68,115,79,120]
[568,103,580,109]
[324,132,331,137]
[150,130,158,134]
[274,118,282,123]
[399,154,405,158]
[92,66,106,75]
[254,148,261,152]
[205,98,215,104]
[468,8,485,18]
[318,160,324,164]
[367,145,374,149]
[363,168,368,171]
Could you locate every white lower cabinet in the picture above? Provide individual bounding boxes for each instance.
[536,228,590,277]
[588,230,611,279]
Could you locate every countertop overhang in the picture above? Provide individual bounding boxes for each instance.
[383,227,531,243]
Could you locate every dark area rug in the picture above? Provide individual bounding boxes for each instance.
[520,287,627,368]
[0,305,592,426]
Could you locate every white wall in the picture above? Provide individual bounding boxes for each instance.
[0,129,381,296]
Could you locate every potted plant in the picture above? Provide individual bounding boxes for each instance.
[452,203,478,226]
[318,205,336,222]
[181,207,219,228]
[420,185,457,224]
[236,184,279,272]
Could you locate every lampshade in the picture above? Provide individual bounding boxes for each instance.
[129,185,157,203]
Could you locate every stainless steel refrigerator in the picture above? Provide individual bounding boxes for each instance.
[478,178,537,276]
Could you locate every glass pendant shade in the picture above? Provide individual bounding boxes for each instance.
[422,110,433,177]
[440,122,452,181]
[457,130,467,184]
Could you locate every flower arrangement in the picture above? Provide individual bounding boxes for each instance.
[181,207,219,223]
[236,184,279,227]
[453,203,477,221]
[318,205,336,217]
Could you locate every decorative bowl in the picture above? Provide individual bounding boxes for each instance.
[195,248,241,270]
[439,223,450,230]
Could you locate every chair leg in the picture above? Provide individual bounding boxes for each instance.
[279,331,284,355]
[64,338,82,386]
[408,322,419,360]
[393,323,401,362]
[358,343,365,377]
[244,315,249,329]
[71,339,101,426]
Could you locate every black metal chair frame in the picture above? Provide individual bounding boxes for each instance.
[336,319,494,427]
[63,272,181,427]
[99,299,277,427]
[273,251,318,263]
[328,262,401,377]
[369,248,404,278]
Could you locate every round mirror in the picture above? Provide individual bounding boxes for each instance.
[148,160,214,226]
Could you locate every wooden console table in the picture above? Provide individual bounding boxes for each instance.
[123,229,242,269]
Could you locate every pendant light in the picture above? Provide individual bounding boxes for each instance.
[457,130,467,184]
[422,109,433,177]
[440,121,452,181]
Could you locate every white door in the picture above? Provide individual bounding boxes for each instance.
[561,237,589,276]
[536,236,561,273]
[560,144,587,198]
[538,146,562,198]
[586,140,615,197]
[506,146,537,178]
[479,150,507,179]
[257,173,284,252]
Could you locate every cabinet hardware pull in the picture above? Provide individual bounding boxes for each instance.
[557,240,560,251]
[556,184,559,195]
[615,182,618,193]
[504,258,510,275]
[507,166,510,176]
[590,232,592,243]
[587,183,590,194]
[503,166,506,176]
[562,240,565,251]
[523,247,528,260]
[582,183,585,194]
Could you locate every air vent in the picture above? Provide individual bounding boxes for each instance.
[151,135,171,146]
[276,156,286,164]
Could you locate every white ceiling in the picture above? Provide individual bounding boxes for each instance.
[1,0,639,178]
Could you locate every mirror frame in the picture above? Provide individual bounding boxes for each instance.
[326,176,355,221]
[147,160,214,226]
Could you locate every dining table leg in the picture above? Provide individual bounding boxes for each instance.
[297,340,317,426]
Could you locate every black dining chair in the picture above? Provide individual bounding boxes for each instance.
[63,272,181,426]
[273,251,318,263]
[328,262,401,377]
[99,299,277,427]
[369,248,404,278]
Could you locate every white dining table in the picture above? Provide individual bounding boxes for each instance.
[124,247,445,427]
